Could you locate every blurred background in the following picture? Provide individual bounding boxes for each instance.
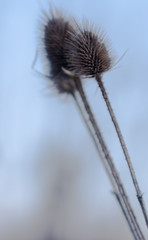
[0,0,148,239]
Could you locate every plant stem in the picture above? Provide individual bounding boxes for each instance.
[72,92,135,237]
[72,93,116,188]
[96,74,148,228]
[74,77,145,240]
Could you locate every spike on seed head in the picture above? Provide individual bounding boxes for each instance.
[64,26,112,77]
[43,11,76,93]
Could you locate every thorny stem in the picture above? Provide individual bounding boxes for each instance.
[74,77,145,240]
[72,92,135,236]
[96,74,148,228]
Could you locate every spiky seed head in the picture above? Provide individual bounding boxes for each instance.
[65,28,112,77]
[41,9,112,92]
[43,13,76,93]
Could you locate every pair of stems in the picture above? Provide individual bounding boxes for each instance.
[71,77,145,240]
[73,93,135,233]
[96,73,148,228]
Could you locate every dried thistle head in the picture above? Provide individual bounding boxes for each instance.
[64,23,112,78]
[42,10,76,93]
[40,8,112,93]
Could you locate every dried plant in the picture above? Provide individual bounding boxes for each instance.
[37,7,147,240]
[64,20,148,227]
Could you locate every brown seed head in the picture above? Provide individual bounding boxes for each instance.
[65,28,112,77]
[43,13,76,93]
[41,9,112,93]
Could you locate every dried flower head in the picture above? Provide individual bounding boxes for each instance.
[41,9,112,93]
[64,25,112,77]
[43,11,76,93]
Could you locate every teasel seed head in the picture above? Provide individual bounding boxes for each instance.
[41,9,112,92]
[65,25,112,78]
[43,11,76,93]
